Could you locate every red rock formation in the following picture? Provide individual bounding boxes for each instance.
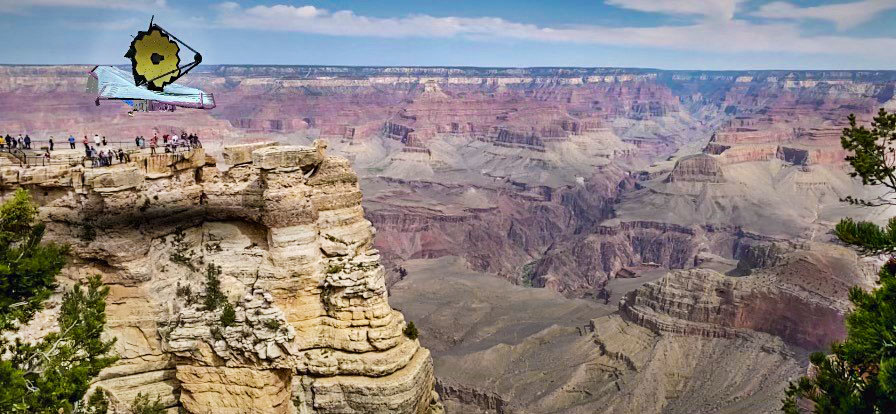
[621,242,873,350]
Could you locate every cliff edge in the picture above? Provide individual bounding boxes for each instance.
[0,141,442,414]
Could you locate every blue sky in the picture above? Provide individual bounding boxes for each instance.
[1,0,895,69]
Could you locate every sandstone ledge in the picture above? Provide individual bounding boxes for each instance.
[2,140,439,414]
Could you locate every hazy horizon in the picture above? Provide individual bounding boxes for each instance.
[5,63,896,73]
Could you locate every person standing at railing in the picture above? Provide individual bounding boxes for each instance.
[89,146,98,167]
[83,136,89,149]
[48,137,54,152]
[43,149,50,162]
[5,135,11,151]
[23,135,31,150]
[93,134,101,147]
[68,135,76,149]
[102,136,107,146]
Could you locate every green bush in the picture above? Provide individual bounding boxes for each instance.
[203,264,225,311]
[0,276,118,413]
[0,189,67,330]
[263,318,282,330]
[169,230,198,272]
[84,388,110,414]
[403,321,419,340]
[220,302,236,327]
[79,222,97,242]
[131,392,166,414]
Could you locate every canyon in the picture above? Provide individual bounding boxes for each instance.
[2,65,896,412]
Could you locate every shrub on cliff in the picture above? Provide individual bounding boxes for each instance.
[203,263,226,311]
[130,392,165,414]
[0,189,117,413]
[404,321,419,340]
[220,302,236,327]
[783,109,896,413]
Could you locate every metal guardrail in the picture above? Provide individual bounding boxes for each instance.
[4,149,201,169]
[7,148,26,164]
[2,138,202,168]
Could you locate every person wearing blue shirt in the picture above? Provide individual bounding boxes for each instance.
[68,135,76,149]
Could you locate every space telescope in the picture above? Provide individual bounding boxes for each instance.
[87,17,214,113]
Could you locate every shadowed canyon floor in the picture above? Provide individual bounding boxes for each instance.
[2,65,896,412]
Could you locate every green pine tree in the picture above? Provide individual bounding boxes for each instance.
[783,109,896,412]
[0,189,117,413]
[0,189,67,331]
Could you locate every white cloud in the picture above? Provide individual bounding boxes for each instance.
[752,0,896,30]
[605,0,747,20]
[0,0,166,13]
[212,2,896,58]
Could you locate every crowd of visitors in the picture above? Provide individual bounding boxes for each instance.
[86,146,127,167]
[3,134,33,150]
[1,130,203,167]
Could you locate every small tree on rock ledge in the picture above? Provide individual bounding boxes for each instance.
[403,321,419,340]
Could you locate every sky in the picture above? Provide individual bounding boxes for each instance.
[1,0,895,70]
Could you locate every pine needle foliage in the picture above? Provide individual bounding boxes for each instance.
[0,276,118,413]
[0,189,67,331]
[403,321,419,340]
[840,109,896,206]
[130,392,166,414]
[783,109,896,413]
[203,263,225,311]
[0,189,117,413]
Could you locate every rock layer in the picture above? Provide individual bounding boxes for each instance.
[0,142,441,414]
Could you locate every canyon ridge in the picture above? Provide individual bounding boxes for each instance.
[2,65,895,413]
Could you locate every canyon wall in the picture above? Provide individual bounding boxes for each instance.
[1,65,893,297]
[3,64,896,413]
[0,142,441,413]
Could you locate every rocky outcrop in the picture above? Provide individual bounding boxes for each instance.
[621,242,874,349]
[530,221,700,296]
[1,141,441,413]
[664,154,724,183]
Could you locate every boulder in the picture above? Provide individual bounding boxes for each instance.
[252,145,323,171]
[222,142,278,166]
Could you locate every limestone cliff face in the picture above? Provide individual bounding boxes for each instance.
[0,141,442,414]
